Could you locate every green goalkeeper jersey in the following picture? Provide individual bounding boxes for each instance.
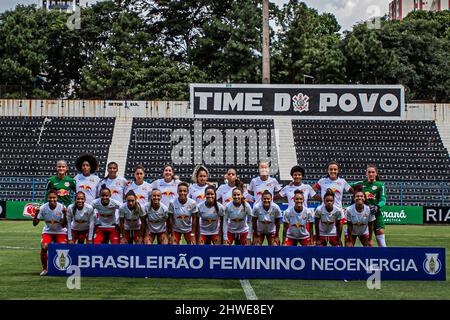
[46,175,76,206]
[350,180,386,208]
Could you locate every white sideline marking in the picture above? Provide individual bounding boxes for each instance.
[0,246,36,250]
[240,279,258,300]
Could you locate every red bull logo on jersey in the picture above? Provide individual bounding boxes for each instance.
[79,185,92,191]
[136,195,145,200]
[57,189,70,196]
[163,191,175,197]
[177,215,189,220]
[225,197,233,203]
[196,194,206,201]
[23,203,41,218]
[366,192,376,200]
[111,189,120,195]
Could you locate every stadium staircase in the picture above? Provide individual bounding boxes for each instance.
[436,123,450,158]
[105,117,134,177]
[273,118,298,181]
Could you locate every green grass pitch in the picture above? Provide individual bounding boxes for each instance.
[0,221,449,300]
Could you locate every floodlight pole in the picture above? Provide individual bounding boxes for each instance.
[262,0,270,84]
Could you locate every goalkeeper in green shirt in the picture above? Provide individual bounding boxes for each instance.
[350,164,387,247]
[46,160,76,207]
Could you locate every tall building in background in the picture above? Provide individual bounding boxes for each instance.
[389,0,450,20]
[40,0,80,13]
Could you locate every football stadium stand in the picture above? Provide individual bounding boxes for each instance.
[0,116,115,200]
[0,100,449,207]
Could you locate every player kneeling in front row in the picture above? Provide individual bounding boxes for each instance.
[32,189,67,276]
[283,190,314,246]
[168,182,198,245]
[224,187,253,245]
[119,190,146,244]
[92,185,122,244]
[197,186,224,245]
[346,190,376,247]
[314,189,343,247]
[251,190,281,246]
[66,191,95,244]
[143,188,170,244]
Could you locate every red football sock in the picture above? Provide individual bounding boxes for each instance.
[40,249,48,270]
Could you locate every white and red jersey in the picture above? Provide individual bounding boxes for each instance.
[314,204,343,237]
[150,178,180,207]
[75,174,100,205]
[217,183,252,205]
[37,203,67,235]
[92,198,121,229]
[98,177,127,204]
[125,181,152,207]
[66,203,95,240]
[248,176,282,204]
[216,183,235,205]
[346,204,376,236]
[143,203,169,234]
[119,203,145,231]
[279,183,317,209]
[252,202,281,234]
[188,183,208,205]
[168,198,199,233]
[224,201,253,234]
[314,177,351,211]
[283,206,314,240]
[198,202,225,235]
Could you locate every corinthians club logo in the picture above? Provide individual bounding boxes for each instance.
[423,253,441,275]
[292,93,310,113]
[53,249,72,271]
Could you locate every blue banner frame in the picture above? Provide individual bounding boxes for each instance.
[48,244,446,281]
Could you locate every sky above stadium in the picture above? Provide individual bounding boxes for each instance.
[0,0,390,32]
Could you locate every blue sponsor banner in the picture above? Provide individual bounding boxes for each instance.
[48,244,446,281]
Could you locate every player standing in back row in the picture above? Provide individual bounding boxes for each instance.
[46,160,76,207]
[350,164,387,247]
[98,162,127,204]
[248,162,282,204]
[150,165,180,207]
[74,154,100,205]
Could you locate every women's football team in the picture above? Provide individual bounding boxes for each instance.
[34,154,387,275]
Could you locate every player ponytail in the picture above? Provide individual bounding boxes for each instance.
[125,190,136,198]
[262,190,272,199]
[324,188,335,199]
[100,184,111,194]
